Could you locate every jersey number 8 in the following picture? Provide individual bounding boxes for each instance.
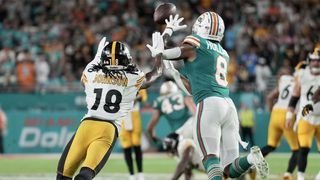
[91,88,122,113]
[214,56,228,87]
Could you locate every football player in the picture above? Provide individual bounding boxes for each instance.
[147,13,269,179]
[56,35,163,180]
[162,132,205,180]
[260,67,299,180]
[147,80,195,142]
[286,47,320,180]
[119,89,147,180]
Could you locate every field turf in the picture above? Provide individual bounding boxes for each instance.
[0,153,318,179]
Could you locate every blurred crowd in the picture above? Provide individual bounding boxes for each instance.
[0,0,319,94]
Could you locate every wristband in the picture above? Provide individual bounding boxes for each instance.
[286,111,293,120]
[163,47,181,59]
[288,96,299,109]
[162,27,173,37]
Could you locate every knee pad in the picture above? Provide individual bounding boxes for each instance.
[56,174,72,180]
[74,167,95,180]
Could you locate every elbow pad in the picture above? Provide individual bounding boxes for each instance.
[288,96,300,109]
[163,47,181,59]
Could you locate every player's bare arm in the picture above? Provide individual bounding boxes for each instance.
[140,54,163,89]
[147,109,161,142]
[286,78,301,129]
[312,87,320,103]
[266,87,279,112]
[171,146,194,180]
[184,96,196,116]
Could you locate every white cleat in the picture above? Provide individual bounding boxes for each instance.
[315,172,320,180]
[250,146,269,179]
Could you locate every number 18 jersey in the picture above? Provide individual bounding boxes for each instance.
[81,61,145,130]
[181,34,229,104]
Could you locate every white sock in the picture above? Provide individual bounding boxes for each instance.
[283,172,291,177]
[297,171,304,180]
[247,153,254,165]
[316,171,320,180]
[137,173,145,180]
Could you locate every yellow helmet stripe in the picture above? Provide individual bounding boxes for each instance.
[111,41,117,65]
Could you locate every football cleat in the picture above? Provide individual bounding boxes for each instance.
[282,172,293,180]
[250,146,269,179]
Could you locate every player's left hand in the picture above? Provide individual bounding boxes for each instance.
[146,32,164,58]
[302,104,313,117]
[162,14,187,37]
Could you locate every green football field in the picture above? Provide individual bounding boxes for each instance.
[0,153,318,180]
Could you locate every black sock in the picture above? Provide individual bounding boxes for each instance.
[124,147,134,175]
[298,147,310,172]
[287,150,298,173]
[260,145,275,157]
[134,146,143,173]
[74,167,95,180]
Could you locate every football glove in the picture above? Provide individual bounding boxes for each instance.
[302,104,313,117]
[162,14,187,37]
[146,32,164,58]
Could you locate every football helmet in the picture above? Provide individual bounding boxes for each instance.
[160,80,178,95]
[162,132,180,154]
[307,47,320,74]
[100,41,132,70]
[192,11,225,42]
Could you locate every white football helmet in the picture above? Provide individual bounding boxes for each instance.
[160,81,178,95]
[308,47,320,74]
[192,11,225,42]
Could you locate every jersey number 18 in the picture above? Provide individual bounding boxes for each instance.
[91,88,122,113]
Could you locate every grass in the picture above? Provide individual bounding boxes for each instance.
[0,153,318,179]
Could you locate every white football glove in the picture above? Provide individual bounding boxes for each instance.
[146,32,164,58]
[162,14,187,37]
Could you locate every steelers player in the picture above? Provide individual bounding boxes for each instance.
[56,35,163,180]
[286,47,320,180]
[162,132,204,180]
[119,89,147,180]
[147,80,196,142]
[260,67,299,180]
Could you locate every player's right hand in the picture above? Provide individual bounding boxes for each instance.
[302,104,313,117]
[146,32,164,58]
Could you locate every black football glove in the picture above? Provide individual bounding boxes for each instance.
[302,104,313,116]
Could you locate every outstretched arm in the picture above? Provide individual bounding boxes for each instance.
[140,54,163,89]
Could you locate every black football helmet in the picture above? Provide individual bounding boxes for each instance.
[163,132,180,154]
[100,41,132,69]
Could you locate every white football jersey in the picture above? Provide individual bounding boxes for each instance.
[297,67,320,124]
[81,60,145,131]
[177,138,204,171]
[273,75,294,109]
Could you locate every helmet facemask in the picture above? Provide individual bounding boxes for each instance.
[100,41,132,70]
[308,48,320,74]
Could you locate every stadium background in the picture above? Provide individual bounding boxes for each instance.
[0,0,319,179]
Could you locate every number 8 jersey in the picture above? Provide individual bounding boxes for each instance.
[81,60,145,131]
[181,34,229,104]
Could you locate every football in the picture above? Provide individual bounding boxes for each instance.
[153,3,177,24]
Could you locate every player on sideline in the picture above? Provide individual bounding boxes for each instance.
[260,67,299,180]
[162,132,205,180]
[119,89,147,180]
[147,80,196,141]
[286,47,320,180]
[147,12,269,179]
[56,34,163,180]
